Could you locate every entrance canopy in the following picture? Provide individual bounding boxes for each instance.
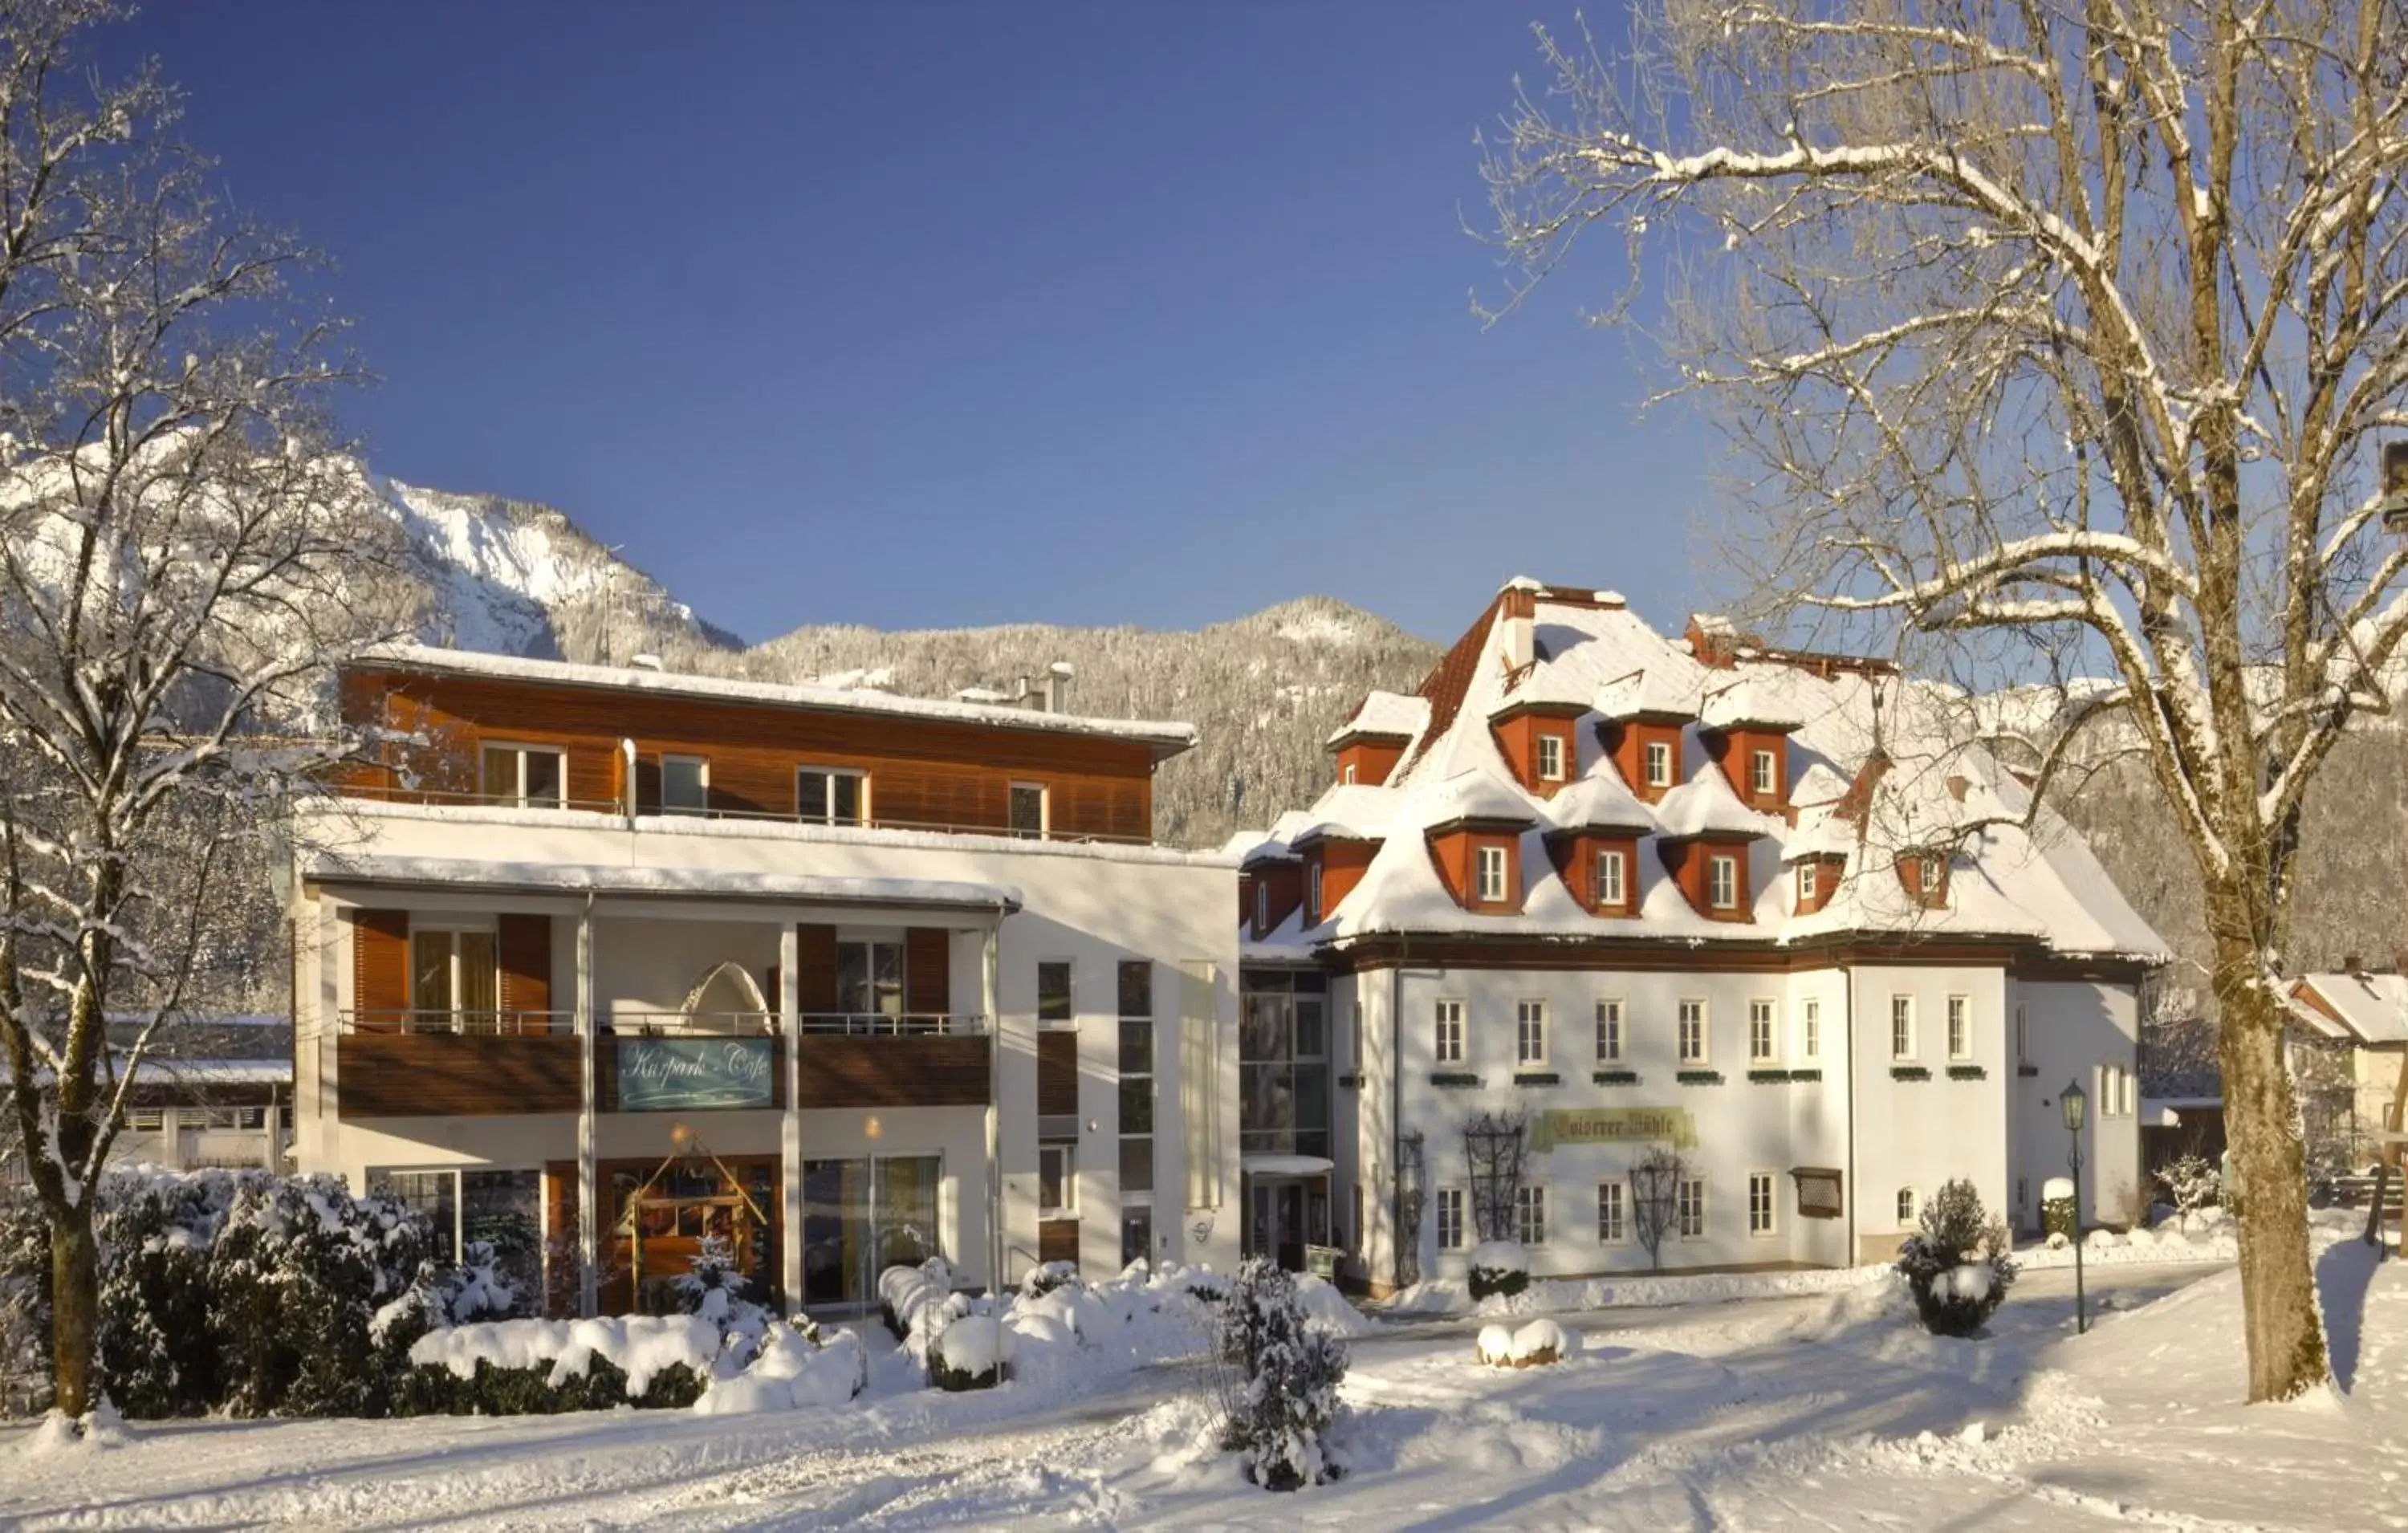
[1242,1153,1334,1177]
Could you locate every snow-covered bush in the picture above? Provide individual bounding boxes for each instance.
[0,1186,55,1417]
[1466,1239,1529,1301]
[1019,1260,1080,1299]
[879,1259,959,1347]
[397,1315,715,1415]
[1216,1258,1347,1491]
[1476,1317,1577,1368]
[1893,1180,2016,1338]
[929,1314,1011,1391]
[2040,1177,2078,1242]
[429,1241,521,1326]
[694,1318,866,1414]
[2156,1154,2222,1224]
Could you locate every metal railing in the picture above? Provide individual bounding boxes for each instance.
[799,1012,987,1037]
[332,780,625,815]
[336,1008,988,1039]
[606,1010,779,1038]
[339,1009,574,1036]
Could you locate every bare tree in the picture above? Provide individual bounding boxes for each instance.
[0,0,397,1423]
[1629,1146,1686,1274]
[1481,0,2408,1403]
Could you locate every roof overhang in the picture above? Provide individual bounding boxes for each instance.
[305,854,1024,915]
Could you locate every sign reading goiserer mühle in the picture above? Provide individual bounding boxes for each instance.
[1528,1106,1698,1153]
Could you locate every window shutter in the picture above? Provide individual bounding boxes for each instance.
[905,928,950,1018]
[497,913,551,1020]
[795,924,839,1015]
[352,909,409,1027]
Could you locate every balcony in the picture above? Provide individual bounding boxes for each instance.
[332,1010,991,1118]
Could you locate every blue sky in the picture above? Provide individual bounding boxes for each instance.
[105,2,1715,644]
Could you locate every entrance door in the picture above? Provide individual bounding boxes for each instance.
[1276,1183,1306,1272]
[803,1154,943,1309]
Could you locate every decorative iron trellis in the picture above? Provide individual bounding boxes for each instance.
[1393,1130,1426,1289]
[1462,1109,1529,1243]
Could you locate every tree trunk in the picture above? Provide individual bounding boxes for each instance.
[2211,917,2330,1402]
[49,1201,100,1420]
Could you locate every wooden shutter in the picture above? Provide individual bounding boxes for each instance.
[796,924,839,1015]
[498,913,551,1022]
[1038,1031,1079,1116]
[352,909,409,1028]
[905,928,950,1019]
[633,754,661,815]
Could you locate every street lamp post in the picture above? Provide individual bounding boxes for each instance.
[2062,1077,2089,1335]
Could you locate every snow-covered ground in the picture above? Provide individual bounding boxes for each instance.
[6,1250,2399,1529]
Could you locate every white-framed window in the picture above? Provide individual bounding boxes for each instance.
[1896,1186,1918,1226]
[1436,1186,1465,1250]
[1039,1143,1077,1215]
[1475,844,1510,903]
[1644,738,1674,787]
[1037,960,1075,1027]
[1677,1176,1706,1239]
[1748,999,1777,1063]
[1748,1171,1777,1236]
[1707,852,1739,910]
[1342,762,1358,786]
[2098,1063,2135,1117]
[1678,998,1708,1063]
[1119,962,1156,1198]
[1595,998,1625,1063]
[1796,861,1818,907]
[1890,994,1916,1060]
[1801,996,1821,1061]
[1253,881,1269,932]
[410,924,498,1027]
[661,754,710,815]
[1434,999,1465,1064]
[1917,852,1946,901]
[1597,1181,1626,1243]
[1537,733,1566,782]
[479,743,565,810]
[796,766,864,826]
[1750,748,1776,796]
[1597,847,1627,907]
[1009,782,1050,839]
[1307,860,1324,925]
[1515,1000,1548,1065]
[1515,1184,1547,1246]
[1946,995,1972,1060]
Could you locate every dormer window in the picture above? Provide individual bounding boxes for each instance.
[1597,848,1626,907]
[1343,762,1358,786]
[1707,852,1739,909]
[1918,853,1945,890]
[1254,881,1269,933]
[1644,740,1674,788]
[1307,860,1324,924]
[1796,862,1818,906]
[1537,734,1566,782]
[1750,749,1776,797]
[1476,844,1509,902]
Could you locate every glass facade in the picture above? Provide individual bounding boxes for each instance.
[1239,969,1331,1160]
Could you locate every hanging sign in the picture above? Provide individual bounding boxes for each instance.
[619,1039,775,1112]
[1529,1105,1698,1153]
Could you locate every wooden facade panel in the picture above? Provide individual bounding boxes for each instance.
[1036,1031,1079,1116]
[352,909,410,1019]
[796,924,840,1013]
[1038,1218,1080,1267]
[341,670,1158,840]
[498,913,552,1016]
[337,1033,582,1117]
[905,927,950,1015]
[793,1035,990,1108]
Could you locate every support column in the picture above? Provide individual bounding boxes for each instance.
[780,921,803,1313]
[984,920,1003,1293]
[576,896,598,1318]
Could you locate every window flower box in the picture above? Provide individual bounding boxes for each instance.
[1513,1071,1561,1088]
[1430,1071,1482,1088]
[2016,1063,2039,1077]
[1676,1069,1725,1086]
[1946,1064,1987,1081]
[1785,1068,1823,1083]
[1747,1068,1791,1084]
[1336,1072,1364,1090]
[1891,1065,1932,1082]
[1593,1069,1640,1086]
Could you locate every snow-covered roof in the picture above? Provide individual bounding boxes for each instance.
[358,644,1199,757]
[1491,658,1594,714]
[2290,972,2408,1046]
[1225,580,2170,963]
[1328,690,1430,745]
[304,852,1024,913]
[1290,784,1398,844]
[126,1056,292,1086]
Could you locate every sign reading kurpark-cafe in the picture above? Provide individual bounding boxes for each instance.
[1527,1106,1698,1154]
[619,1038,775,1112]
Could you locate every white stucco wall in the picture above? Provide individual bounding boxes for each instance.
[2009,978,2142,1230]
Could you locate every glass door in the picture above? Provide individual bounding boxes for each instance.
[803,1158,869,1307]
[874,1156,942,1274]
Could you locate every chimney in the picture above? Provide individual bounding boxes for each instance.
[1498,581,1539,673]
[1946,772,1969,803]
[1686,613,1739,669]
[1044,661,1076,714]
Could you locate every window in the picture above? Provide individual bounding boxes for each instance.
[479,744,564,810]
[1240,970,1331,1159]
[1436,1187,1465,1250]
[411,926,498,1028]
[1750,748,1777,796]
[1516,1000,1548,1066]
[1515,1184,1548,1245]
[128,1107,164,1132]
[1119,962,1154,1196]
[1434,999,1464,1064]
[1918,853,1946,902]
[1253,881,1269,933]
[1707,852,1739,909]
[1595,998,1624,1063]
[1038,961,1074,1026]
[1475,844,1509,903]
[1947,995,1972,1059]
[1678,998,1708,1064]
[1801,997,1821,1060]
[1537,734,1565,781]
[661,754,709,815]
[834,941,904,1022]
[201,1107,241,1130]
[1896,1186,1918,1226]
[1597,847,1627,908]
[1748,999,1777,1063]
[1644,739,1674,787]
[1796,862,1818,906]
[1009,783,1049,839]
[2098,1063,2135,1117]
[1307,860,1324,925]
[235,1106,268,1131]
[1343,762,1358,785]
[1677,1177,1706,1239]
[1890,994,1916,1059]
[1039,1144,1077,1215]
[1748,1172,1776,1235]
[796,766,864,826]
[1597,1181,1626,1243]
[1121,1208,1153,1267]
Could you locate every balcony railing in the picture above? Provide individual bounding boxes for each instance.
[336,1009,989,1039]
[340,1009,573,1036]
[799,1012,987,1037]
